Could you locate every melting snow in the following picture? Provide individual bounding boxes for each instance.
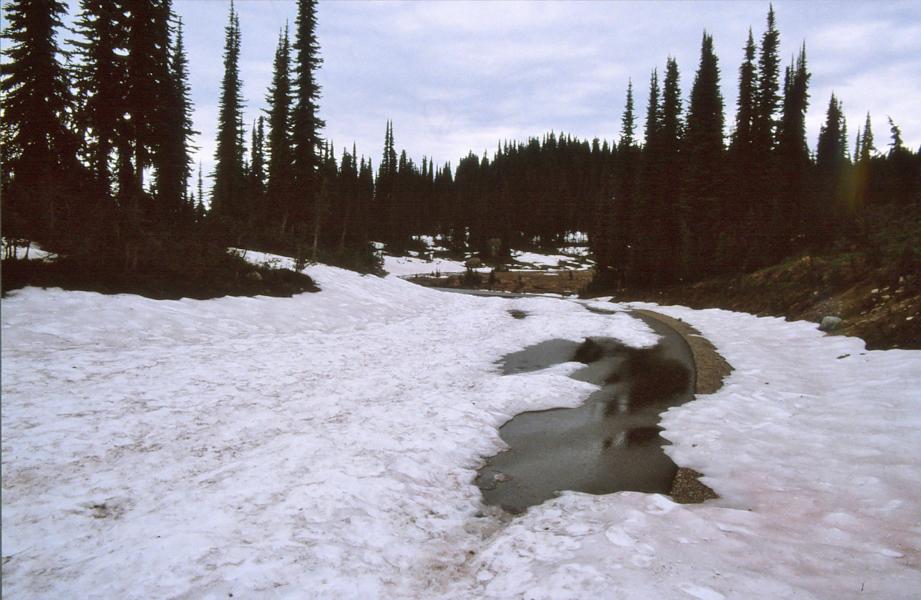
[2,266,919,598]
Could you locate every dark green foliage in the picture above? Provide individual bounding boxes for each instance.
[753,5,780,156]
[681,32,725,278]
[657,58,684,283]
[248,117,266,206]
[291,0,325,227]
[70,0,126,202]
[4,0,918,295]
[156,17,196,218]
[264,25,294,232]
[212,1,245,219]
[125,0,172,196]
[727,29,758,259]
[774,44,810,255]
[1,0,81,242]
[815,93,849,246]
[591,83,639,288]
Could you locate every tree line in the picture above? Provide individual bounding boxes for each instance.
[2,2,919,286]
[0,0,379,273]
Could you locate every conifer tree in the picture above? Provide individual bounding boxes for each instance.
[728,29,757,245]
[337,145,358,250]
[745,6,782,267]
[635,69,661,283]
[643,70,661,147]
[195,161,205,219]
[815,93,848,244]
[732,29,757,154]
[156,16,196,216]
[212,0,245,219]
[620,80,636,148]
[248,117,266,213]
[265,25,293,231]
[682,31,725,278]
[859,113,874,162]
[291,0,325,227]
[658,57,683,283]
[609,81,638,285]
[376,121,398,242]
[774,44,810,253]
[124,0,172,195]
[312,141,337,258]
[752,5,780,155]
[1,0,79,241]
[71,0,126,202]
[249,117,265,200]
[356,156,375,245]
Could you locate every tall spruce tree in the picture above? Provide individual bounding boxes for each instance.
[682,31,725,278]
[609,81,638,286]
[859,112,874,162]
[356,156,375,246]
[124,0,172,197]
[71,0,126,202]
[852,112,875,210]
[1,0,79,241]
[635,69,662,284]
[212,1,245,219]
[752,5,780,156]
[248,116,266,217]
[747,6,782,267]
[731,29,757,154]
[195,161,205,220]
[376,121,398,242]
[156,16,196,216]
[265,25,293,232]
[774,43,810,253]
[815,93,848,245]
[291,0,325,228]
[658,57,684,283]
[728,28,757,245]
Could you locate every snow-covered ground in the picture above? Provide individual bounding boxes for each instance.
[1,238,56,261]
[2,264,920,599]
[511,250,593,270]
[374,236,594,277]
[381,249,594,277]
[381,254,473,277]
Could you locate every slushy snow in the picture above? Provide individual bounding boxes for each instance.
[2,261,920,599]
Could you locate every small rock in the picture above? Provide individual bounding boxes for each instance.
[245,271,263,282]
[870,288,879,294]
[907,316,915,321]
[493,472,509,482]
[882,294,891,301]
[819,316,843,332]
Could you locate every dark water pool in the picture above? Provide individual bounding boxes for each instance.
[476,312,695,513]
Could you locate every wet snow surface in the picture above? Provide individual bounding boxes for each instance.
[3,262,921,599]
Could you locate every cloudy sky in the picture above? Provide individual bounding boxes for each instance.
[53,1,921,182]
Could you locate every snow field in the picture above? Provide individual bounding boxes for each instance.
[1,266,653,598]
[2,264,919,599]
[467,302,921,599]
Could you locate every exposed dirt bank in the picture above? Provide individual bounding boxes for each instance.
[612,257,920,350]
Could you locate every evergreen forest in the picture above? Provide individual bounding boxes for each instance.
[2,1,919,296]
